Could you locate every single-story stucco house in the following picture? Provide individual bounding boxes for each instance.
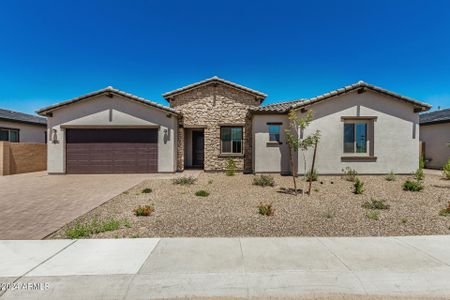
[0,108,47,143]
[36,77,431,175]
[419,108,450,169]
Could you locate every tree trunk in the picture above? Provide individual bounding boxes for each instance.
[289,147,297,195]
[308,140,318,196]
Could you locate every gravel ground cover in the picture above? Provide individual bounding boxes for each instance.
[49,172,450,239]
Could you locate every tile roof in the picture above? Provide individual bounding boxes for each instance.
[0,108,46,125]
[253,81,431,113]
[419,108,450,124]
[37,86,179,116]
[162,76,267,100]
[250,98,306,113]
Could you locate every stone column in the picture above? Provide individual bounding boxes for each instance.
[177,127,184,172]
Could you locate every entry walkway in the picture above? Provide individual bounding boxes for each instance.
[0,236,449,299]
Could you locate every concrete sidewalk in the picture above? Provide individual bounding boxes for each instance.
[0,236,449,299]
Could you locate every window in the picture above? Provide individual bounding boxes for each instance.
[268,123,281,142]
[0,128,19,142]
[220,127,243,154]
[344,123,367,153]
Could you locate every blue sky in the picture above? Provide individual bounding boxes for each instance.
[0,0,449,115]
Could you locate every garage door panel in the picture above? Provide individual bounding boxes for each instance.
[66,129,158,174]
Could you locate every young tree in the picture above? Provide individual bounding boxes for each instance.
[285,109,321,195]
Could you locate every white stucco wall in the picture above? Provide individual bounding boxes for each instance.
[252,114,291,174]
[45,94,177,173]
[0,120,46,143]
[253,90,421,174]
[420,122,450,169]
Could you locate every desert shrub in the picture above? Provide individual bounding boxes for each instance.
[366,211,379,221]
[253,175,275,187]
[385,171,396,181]
[342,167,358,182]
[100,218,121,232]
[258,203,274,216]
[414,168,424,181]
[195,190,210,197]
[65,218,122,239]
[173,176,197,185]
[439,201,450,217]
[123,218,132,228]
[133,205,154,216]
[443,158,450,180]
[322,211,334,219]
[354,178,364,194]
[400,217,408,224]
[403,180,423,192]
[65,222,92,239]
[142,188,152,193]
[225,158,236,176]
[208,179,213,184]
[362,198,390,210]
[305,169,318,182]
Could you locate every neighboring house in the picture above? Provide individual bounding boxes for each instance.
[37,77,431,174]
[0,108,47,143]
[419,108,450,169]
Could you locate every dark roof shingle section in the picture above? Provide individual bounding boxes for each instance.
[420,108,450,124]
[253,81,431,113]
[163,76,267,100]
[0,108,46,125]
[251,98,306,113]
[37,86,179,115]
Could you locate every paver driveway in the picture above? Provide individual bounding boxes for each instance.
[0,172,153,240]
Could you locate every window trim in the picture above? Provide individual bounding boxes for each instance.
[220,126,244,155]
[0,127,20,142]
[342,121,369,156]
[267,122,282,143]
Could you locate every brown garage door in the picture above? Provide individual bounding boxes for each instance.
[66,128,158,174]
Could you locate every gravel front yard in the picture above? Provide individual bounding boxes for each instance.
[49,172,450,239]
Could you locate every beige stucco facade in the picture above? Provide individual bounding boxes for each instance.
[45,94,177,174]
[0,120,46,143]
[253,90,421,174]
[420,122,450,169]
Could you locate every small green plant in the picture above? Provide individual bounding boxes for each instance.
[225,158,237,176]
[403,180,424,192]
[131,234,140,238]
[122,191,129,195]
[354,178,364,194]
[314,188,319,192]
[123,218,132,228]
[100,218,121,232]
[65,217,123,239]
[253,175,275,187]
[208,179,213,184]
[400,217,408,224]
[362,198,390,210]
[133,205,154,216]
[439,201,450,217]
[65,222,91,239]
[366,211,379,221]
[443,158,450,180]
[342,167,358,182]
[413,155,425,181]
[322,211,334,219]
[173,176,197,185]
[305,169,318,182]
[195,190,210,197]
[142,188,152,193]
[258,203,274,216]
[385,171,396,181]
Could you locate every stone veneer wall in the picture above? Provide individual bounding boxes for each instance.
[170,84,260,172]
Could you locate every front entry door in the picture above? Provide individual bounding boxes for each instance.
[192,131,204,168]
